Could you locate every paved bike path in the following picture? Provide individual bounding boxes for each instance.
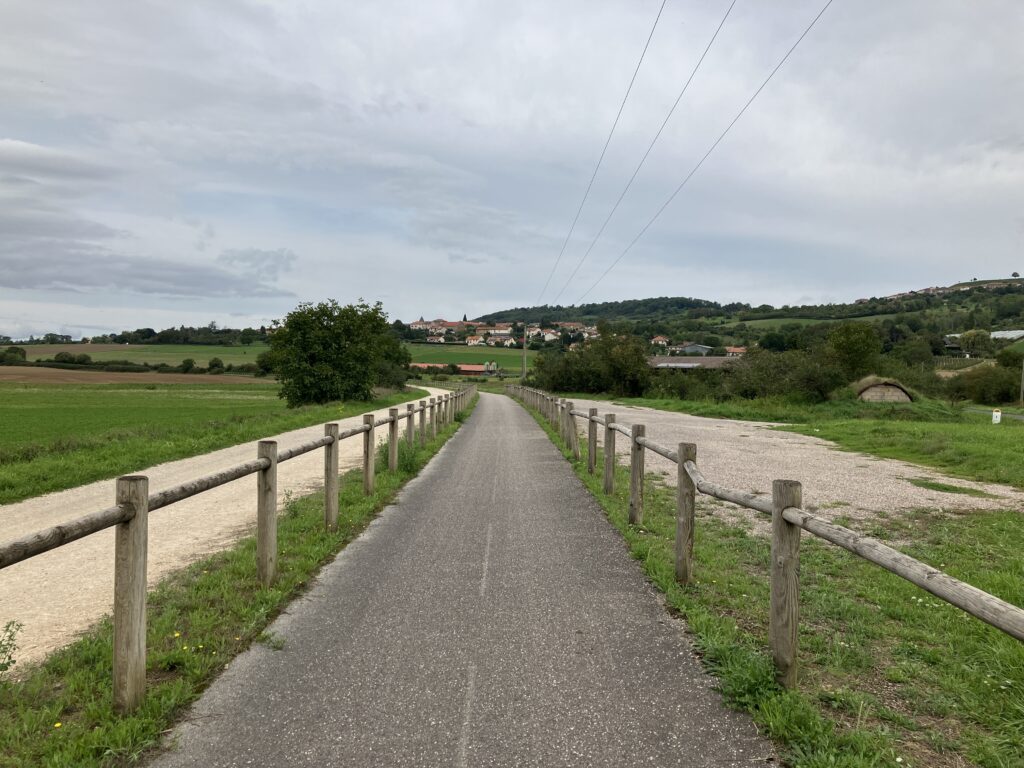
[151,393,773,767]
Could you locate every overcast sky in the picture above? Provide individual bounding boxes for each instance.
[1,1,1022,337]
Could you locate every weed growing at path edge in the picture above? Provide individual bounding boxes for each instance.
[0,397,477,767]
[519,400,1024,768]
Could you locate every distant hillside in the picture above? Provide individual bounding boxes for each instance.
[475,279,1024,346]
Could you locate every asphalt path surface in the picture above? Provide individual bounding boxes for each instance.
[151,393,772,767]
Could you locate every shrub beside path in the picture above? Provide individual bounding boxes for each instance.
[0,388,447,668]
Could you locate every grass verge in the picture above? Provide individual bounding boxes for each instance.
[0,384,427,504]
[0,395,477,767]
[513,396,1024,768]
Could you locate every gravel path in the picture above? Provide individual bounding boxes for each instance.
[566,397,1024,534]
[0,388,446,669]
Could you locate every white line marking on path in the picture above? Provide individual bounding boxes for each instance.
[457,663,477,768]
[480,524,492,598]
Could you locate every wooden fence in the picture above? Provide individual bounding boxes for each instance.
[0,386,476,713]
[506,384,1024,688]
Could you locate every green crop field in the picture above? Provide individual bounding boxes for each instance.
[0,381,423,503]
[17,343,270,367]
[406,343,536,367]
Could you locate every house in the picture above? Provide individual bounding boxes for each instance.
[484,336,505,347]
[651,335,670,347]
[648,356,735,370]
[503,338,518,348]
[466,335,485,346]
[543,331,559,342]
[725,346,747,357]
[426,335,446,344]
[674,343,714,356]
[409,317,431,331]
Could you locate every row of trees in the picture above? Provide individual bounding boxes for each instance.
[530,320,1013,403]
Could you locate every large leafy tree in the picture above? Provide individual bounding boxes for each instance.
[269,300,410,406]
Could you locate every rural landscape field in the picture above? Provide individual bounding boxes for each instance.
[3,2,1023,767]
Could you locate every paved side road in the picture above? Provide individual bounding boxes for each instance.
[150,393,773,767]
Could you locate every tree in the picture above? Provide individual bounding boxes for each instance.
[269,299,410,406]
[208,357,225,374]
[825,322,881,379]
[239,328,256,346]
[181,358,196,372]
[959,329,992,356]
[1014,272,1020,278]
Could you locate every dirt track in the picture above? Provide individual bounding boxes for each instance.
[0,388,445,669]
[566,396,1024,535]
[0,366,270,385]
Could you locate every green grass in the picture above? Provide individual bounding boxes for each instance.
[0,382,426,504]
[0,397,477,767]
[406,343,536,367]
[789,417,1024,490]
[515,396,1024,767]
[19,343,270,367]
[907,478,998,498]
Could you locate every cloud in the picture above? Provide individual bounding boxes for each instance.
[1,0,1023,336]
[218,247,297,281]
[0,139,117,181]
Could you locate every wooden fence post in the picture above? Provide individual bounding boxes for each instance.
[325,423,339,531]
[418,400,427,445]
[388,408,399,471]
[257,440,278,587]
[113,475,148,714]
[603,414,616,495]
[566,402,580,461]
[406,403,415,446]
[629,424,645,525]
[675,443,697,585]
[587,408,598,474]
[429,398,437,439]
[363,414,375,495]
[771,479,802,689]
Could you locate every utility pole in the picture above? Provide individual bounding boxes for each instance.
[521,318,527,381]
[1019,357,1023,408]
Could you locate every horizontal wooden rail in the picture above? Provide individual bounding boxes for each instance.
[0,504,130,569]
[504,383,1024,686]
[683,460,773,516]
[149,458,270,511]
[783,507,1024,642]
[278,435,334,463]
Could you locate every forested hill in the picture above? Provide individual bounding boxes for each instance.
[476,279,1024,333]
[475,296,721,324]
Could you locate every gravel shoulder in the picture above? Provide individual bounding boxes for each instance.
[567,397,1024,533]
[0,388,446,668]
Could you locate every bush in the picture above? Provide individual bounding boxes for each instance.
[53,351,75,363]
[74,353,92,365]
[181,358,196,373]
[948,364,1018,405]
[4,346,26,361]
[270,299,411,407]
[208,357,225,374]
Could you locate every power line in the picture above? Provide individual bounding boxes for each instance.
[575,0,835,305]
[550,0,737,305]
[536,0,669,305]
